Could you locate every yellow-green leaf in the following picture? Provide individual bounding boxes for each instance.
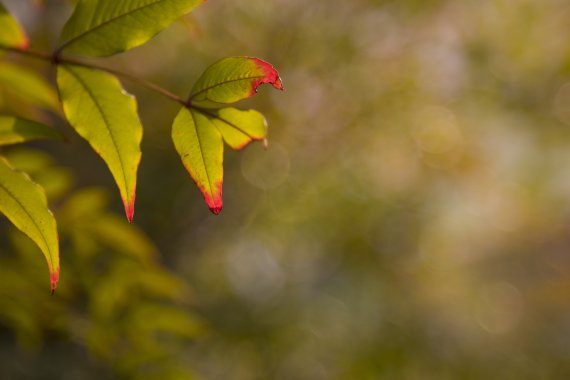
[0,62,60,112]
[172,108,223,214]
[190,57,283,106]
[0,157,59,292]
[0,3,28,49]
[0,116,61,145]
[57,65,142,222]
[197,107,268,150]
[58,0,204,57]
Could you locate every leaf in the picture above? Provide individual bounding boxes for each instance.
[0,62,60,112]
[0,3,28,49]
[172,108,223,214]
[0,157,59,293]
[195,107,267,150]
[190,57,283,106]
[57,64,142,222]
[58,0,204,57]
[0,116,61,145]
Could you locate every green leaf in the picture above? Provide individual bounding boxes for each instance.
[0,116,61,145]
[57,64,142,222]
[0,62,60,112]
[0,3,28,49]
[190,57,283,106]
[58,0,204,57]
[0,157,59,293]
[172,108,223,214]
[196,107,267,150]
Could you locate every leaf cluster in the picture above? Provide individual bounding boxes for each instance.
[0,0,283,291]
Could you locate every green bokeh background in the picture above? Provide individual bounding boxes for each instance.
[2,0,570,378]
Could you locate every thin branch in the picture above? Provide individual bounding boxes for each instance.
[0,45,188,106]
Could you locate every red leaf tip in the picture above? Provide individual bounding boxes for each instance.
[202,185,223,215]
[251,58,284,95]
[123,193,136,223]
[209,205,223,215]
[50,268,59,295]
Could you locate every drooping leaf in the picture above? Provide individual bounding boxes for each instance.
[0,3,28,49]
[195,107,267,150]
[190,57,283,106]
[57,64,142,222]
[0,156,59,292]
[172,108,223,214]
[0,62,60,112]
[0,116,61,145]
[58,0,204,57]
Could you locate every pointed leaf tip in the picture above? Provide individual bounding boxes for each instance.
[172,108,224,215]
[50,268,59,294]
[0,157,59,293]
[57,65,142,226]
[205,191,223,215]
[124,194,136,223]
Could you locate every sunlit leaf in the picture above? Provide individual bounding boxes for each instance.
[196,107,267,150]
[0,157,59,293]
[0,62,60,112]
[0,116,61,145]
[190,57,283,106]
[58,0,204,57]
[0,3,28,49]
[57,64,142,222]
[172,107,223,214]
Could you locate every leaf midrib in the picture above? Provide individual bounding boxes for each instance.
[189,110,216,199]
[64,66,131,201]
[190,75,265,101]
[58,0,178,52]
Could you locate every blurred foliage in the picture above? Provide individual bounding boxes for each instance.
[2,0,570,379]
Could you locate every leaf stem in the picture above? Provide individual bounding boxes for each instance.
[0,45,187,106]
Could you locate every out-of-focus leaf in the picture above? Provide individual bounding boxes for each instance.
[0,157,59,292]
[172,107,223,214]
[190,57,283,106]
[0,116,61,145]
[58,187,109,222]
[58,0,204,57]
[57,65,142,222]
[197,107,267,150]
[0,3,28,49]
[90,214,156,261]
[3,147,54,173]
[129,303,204,338]
[0,62,60,112]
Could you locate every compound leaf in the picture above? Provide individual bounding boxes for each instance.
[57,64,142,222]
[0,156,59,293]
[0,3,28,49]
[172,107,223,214]
[58,0,204,57]
[0,116,61,145]
[190,57,283,106]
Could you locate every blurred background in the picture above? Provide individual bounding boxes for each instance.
[1,0,570,378]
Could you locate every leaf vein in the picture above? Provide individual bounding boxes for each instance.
[58,0,174,53]
[0,168,55,269]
